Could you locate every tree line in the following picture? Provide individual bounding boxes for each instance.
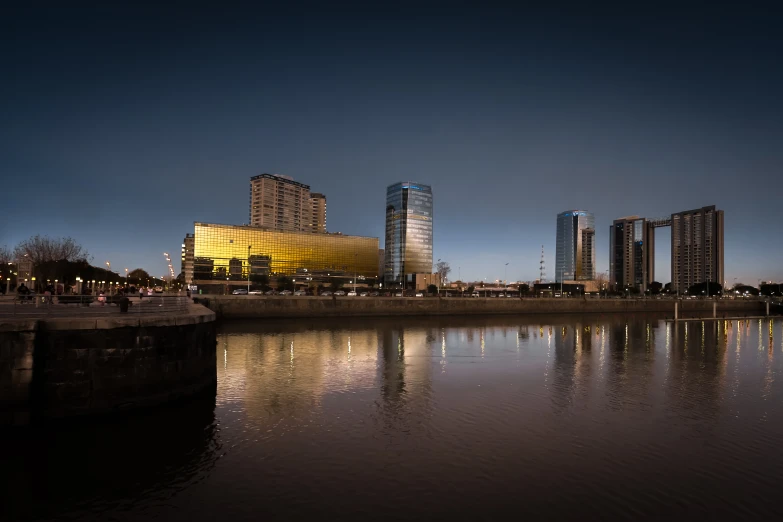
[1,235,161,292]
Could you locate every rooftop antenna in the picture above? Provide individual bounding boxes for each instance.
[539,245,546,283]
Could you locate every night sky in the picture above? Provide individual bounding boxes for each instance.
[2,5,781,284]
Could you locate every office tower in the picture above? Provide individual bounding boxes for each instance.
[555,210,595,281]
[671,206,724,294]
[309,193,327,233]
[184,222,379,286]
[609,216,655,292]
[384,182,433,288]
[249,173,312,232]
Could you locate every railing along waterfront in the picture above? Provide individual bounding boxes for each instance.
[0,293,191,316]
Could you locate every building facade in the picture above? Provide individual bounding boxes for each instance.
[309,193,327,233]
[555,210,595,281]
[182,233,194,284]
[609,216,655,292]
[609,205,724,294]
[184,223,379,289]
[384,182,433,289]
[671,206,724,294]
[249,173,326,233]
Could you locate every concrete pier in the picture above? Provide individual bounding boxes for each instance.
[0,304,216,426]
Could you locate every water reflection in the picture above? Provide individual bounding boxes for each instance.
[4,315,783,521]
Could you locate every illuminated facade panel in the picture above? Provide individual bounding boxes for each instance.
[186,223,379,283]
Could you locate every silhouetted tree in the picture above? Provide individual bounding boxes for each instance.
[427,284,438,295]
[277,275,295,292]
[435,260,451,286]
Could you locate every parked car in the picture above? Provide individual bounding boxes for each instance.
[321,291,332,296]
[370,292,379,297]
[359,292,369,297]
[395,292,403,297]
[153,286,164,293]
[265,290,276,296]
[334,290,346,296]
[415,292,424,297]
[347,291,357,296]
[248,290,265,295]
[293,290,306,296]
[232,288,248,295]
[471,292,480,297]
[279,290,292,296]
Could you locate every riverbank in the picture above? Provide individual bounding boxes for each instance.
[200,295,765,319]
[0,304,217,426]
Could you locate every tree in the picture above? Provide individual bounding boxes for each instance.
[732,285,759,296]
[250,273,270,288]
[329,278,344,292]
[594,271,609,293]
[0,245,11,264]
[128,268,151,284]
[13,235,88,265]
[427,284,438,295]
[277,275,295,292]
[467,285,475,294]
[686,281,723,297]
[435,261,451,287]
[649,281,663,295]
[518,283,530,295]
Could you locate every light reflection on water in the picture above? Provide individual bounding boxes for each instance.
[4,315,783,521]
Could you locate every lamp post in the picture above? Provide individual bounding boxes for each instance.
[504,262,509,289]
[125,268,129,286]
[247,245,251,293]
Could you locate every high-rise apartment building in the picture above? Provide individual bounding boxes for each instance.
[671,206,724,294]
[384,182,433,288]
[610,216,655,292]
[555,210,595,281]
[610,205,724,294]
[182,233,194,284]
[249,174,326,233]
[309,193,326,233]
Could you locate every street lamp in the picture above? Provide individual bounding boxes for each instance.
[247,245,252,293]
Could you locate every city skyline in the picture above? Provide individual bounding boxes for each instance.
[2,6,781,284]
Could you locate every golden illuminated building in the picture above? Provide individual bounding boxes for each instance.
[184,222,379,285]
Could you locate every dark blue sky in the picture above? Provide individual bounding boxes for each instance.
[2,5,781,284]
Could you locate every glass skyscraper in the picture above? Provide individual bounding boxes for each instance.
[384,182,433,288]
[555,210,595,282]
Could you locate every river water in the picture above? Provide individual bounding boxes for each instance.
[4,315,783,521]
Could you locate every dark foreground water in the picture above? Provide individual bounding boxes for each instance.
[4,315,783,521]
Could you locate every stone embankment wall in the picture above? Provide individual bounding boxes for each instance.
[201,296,765,319]
[0,306,216,426]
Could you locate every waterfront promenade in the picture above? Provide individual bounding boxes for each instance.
[200,295,767,319]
